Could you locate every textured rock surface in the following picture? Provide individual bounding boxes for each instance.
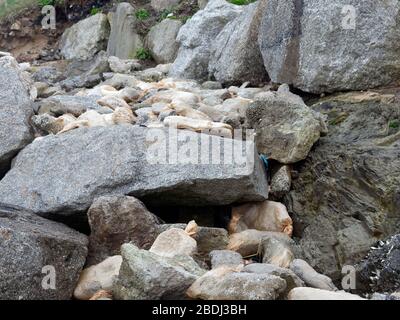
[210,250,243,269]
[290,259,337,291]
[113,244,205,300]
[146,19,182,64]
[246,85,326,163]
[107,3,143,59]
[151,0,181,11]
[150,228,197,258]
[258,0,400,93]
[288,288,365,300]
[60,13,110,61]
[87,195,161,265]
[169,0,243,81]
[74,255,122,300]
[209,1,268,85]
[0,56,34,176]
[356,235,400,294]
[259,237,295,268]
[37,95,101,117]
[187,266,287,300]
[285,93,400,280]
[0,203,88,300]
[0,126,267,218]
[270,165,292,199]
[243,263,304,295]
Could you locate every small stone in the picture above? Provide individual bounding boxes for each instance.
[150,227,197,258]
[259,237,295,268]
[210,250,243,269]
[288,288,365,300]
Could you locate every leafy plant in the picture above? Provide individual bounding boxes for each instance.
[38,0,55,6]
[135,8,150,20]
[90,7,101,15]
[389,119,400,130]
[135,47,152,60]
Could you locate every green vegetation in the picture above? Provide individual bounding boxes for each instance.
[38,0,54,6]
[228,0,256,5]
[90,7,101,15]
[389,119,400,130]
[135,47,152,60]
[135,8,150,21]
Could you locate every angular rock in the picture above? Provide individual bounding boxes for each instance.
[113,243,205,300]
[270,164,291,199]
[74,255,122,300]
[246,85,326,163]
[150,227,197,258]
[243,263,304,294]
[284,94,400,280]
[146,19,182,64]
[290,259,337,291]
[107,3,143,59]
[169,0,243,81]
[0,203,88,300]
[38,95,101,117]
[209,1,268,85]
[0,56,34,176]
[356,235,400,294]
[0,126,268,218]
[210,250,243,269]
[288,288,365,301]
[259,237,295,268]
[258,0,400,93]
[108,56,141,74]
[87,195,161,265]
[228,230,293,257]
[187,266,287,300]
[230,200,293,236]
[60,13,110,61]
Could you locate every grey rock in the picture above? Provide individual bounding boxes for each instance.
[356,234,400,294]
[243,263,305,294]
[146,19,182,64]
[201,81,222,90]
[31,66,63,84]
[60,14,110,61]
[209,1,268,86]
[113,243,205,300]
[151,0,181,11]
[107,3,143,59]
[290,259,337,291]
[288,287,365,300]
[0,57,34,176]
[259,237,295,268]
[210,250,243,269]
[59,74,103,92]
[169,0,243,81]
[198,0,209,10]
[0,126,268,218]
[108,56,141,74]
[38,95,101,117]
[258,0,400,93]
[270,164,291,199]
[245,85,325,163]
[0,203,88,300]
[285,93,400,280]
[65,51,111,78]
[87,195,162,266]
[187,268,287,300]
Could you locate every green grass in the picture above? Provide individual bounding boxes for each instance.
[135,8,150,21]
[228,0,256,5]
[135,47,151,60]
[90,7,101,15]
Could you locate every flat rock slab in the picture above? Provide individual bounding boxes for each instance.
[0,125,267,218]
[0,203,88,300]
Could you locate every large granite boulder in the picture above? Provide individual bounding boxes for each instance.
[169,0,243,81]
[285,92,400,280]
[113,243,205,300]
[209,1,268,85]
[258,0,400,93]
[107,3,143,59]
[0,56,34,176]
[87,195,161,266]
[60,13,110,61]
[146,19,182,64]
[0,203,88,300]
[0,126,268,219]
[245,84,326,163]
